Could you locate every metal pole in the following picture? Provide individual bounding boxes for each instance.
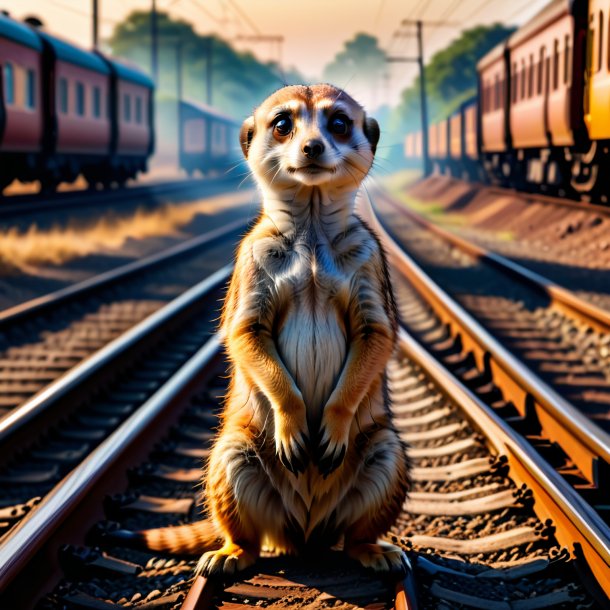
[176,42,183,170]
[206,37,212,106]
[151,0,159,83]
[92,0,98,49]
[416,20,431,176]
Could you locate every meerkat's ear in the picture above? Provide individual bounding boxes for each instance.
[240,116,255,158]
[363,116,380,155]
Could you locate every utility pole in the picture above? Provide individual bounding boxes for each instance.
[391,20,458,176]
[175,41,183,170]
[92,0,99,49]
[415,20,430,177]
[205,38,213,106]
[151,0,159,83]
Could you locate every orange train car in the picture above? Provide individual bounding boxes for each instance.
[404,0,609,203]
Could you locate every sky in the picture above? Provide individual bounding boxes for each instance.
[2,0,551,109]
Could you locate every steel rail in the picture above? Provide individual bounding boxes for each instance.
[397,325,610,602]
[0,175,242,219]
[0,305,225,594]
[0,216,248,327]
[377,187,610,334]
[361,192,610,489]
[486,185,610,216]
[0,265,232,447]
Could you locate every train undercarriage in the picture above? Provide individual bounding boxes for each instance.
[0,152,148,193]
[450,139,610,204]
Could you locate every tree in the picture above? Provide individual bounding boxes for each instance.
[323,33,387,89]
[107,10,304,120]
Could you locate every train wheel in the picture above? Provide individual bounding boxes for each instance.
[570,141,605,202]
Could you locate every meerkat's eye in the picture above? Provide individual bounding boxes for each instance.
[329,114,351,136]
[273,114,293,137]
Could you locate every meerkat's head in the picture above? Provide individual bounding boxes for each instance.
[240,84,379,192]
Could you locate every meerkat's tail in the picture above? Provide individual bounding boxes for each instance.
[141,519,223,554]
[105,519,223,555]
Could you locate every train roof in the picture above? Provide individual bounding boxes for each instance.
[38,30,110,74]
[508,0,570,48]
[180,99,239,125]
[0,14,43,50]
[107,57,155,89]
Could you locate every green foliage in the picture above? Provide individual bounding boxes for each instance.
[323,33,387,89]
[107,10,305,120]
[391,24,514,137]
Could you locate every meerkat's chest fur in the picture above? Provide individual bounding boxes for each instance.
[252,214,375,419]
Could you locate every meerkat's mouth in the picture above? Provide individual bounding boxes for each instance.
[288,163,335,175]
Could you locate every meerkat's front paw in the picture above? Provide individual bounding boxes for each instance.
[196,542,257,577]
[346,541,409,575]
[315,404,351,477]
[274,410,310,475]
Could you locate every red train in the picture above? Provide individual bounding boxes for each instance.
[404,0,610,203]
[0,13,154,192]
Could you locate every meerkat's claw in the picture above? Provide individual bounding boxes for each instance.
[196,543,256,577]
[277,433,309,475]
[316,439,347,477]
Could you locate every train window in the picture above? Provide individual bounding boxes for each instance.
[599,11,604,72]
[135,96,142,124]
[93,87,101,118]
[553,39,559,89]
[124,93,131,122]
[521,60,526,100]
[587,14,595,75]
[59,78,68,114]
[511,62,517,104]
[4,63,14,105]
[528,54,534,97]
[494,74,500,110]
[499,76,505,109]
[76,82,85,116]
[538,48,545,95]
[25,69,35,109]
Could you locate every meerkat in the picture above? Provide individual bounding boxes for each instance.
[134,84,410,577]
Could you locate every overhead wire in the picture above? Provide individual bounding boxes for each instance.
[225,0,261,35]
[188,0,224,25]
[47,0,119,25]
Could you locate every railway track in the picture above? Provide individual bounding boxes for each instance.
[0,217,250,543]
[0,192,609,608]
[372,187,610,426]
[403,175,610,312]
[3,311,605,608]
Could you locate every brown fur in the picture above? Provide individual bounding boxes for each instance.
[140,85,410,577]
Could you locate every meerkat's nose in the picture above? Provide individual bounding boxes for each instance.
[303,139,324,159]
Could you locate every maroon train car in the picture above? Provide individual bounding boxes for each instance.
[0,16,44,189]
[0,13,154,192]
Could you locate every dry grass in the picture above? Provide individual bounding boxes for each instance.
[0,191,254,272]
